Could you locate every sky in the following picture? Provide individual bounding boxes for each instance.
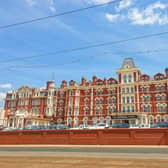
[0,0,168,106]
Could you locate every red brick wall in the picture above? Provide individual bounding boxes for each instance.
[0,129,168,145]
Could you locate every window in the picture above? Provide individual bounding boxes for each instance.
[160,76,164,80]
[141,87,145,92]
[156,116,161,122]
[127,106,130,112]
[59,100,63,106]
[100,90,103,96]
[74,118,78,128]
[122,97,125,103]
[156,86,160,91]
[74,108,79,116]
[146,87,149,93]
[76,90,80,96]
[106,118,111,126]
[112,107,116,113]
[132,106,135,112]
[162,95,166,102]
[123,75,127,83]
[156,95,160,102]
[126,88,129,93]
[122,88,125,93]
[95,108,99,115]
[108,107,111,115]
[108,90,111,95]
[123,106,125,112]
[127,97,130,103]
[70,90,73,96]
[112,89,115,94]
[69,98,73,106]
[85,108,88,115]
[164,116,168,122]
[100,118,104,124]
[156,76,159,81]
[85,99,89,106]
[147,105,151,113]
[161,85,165,91]
[100,99,103,104]
[96,91,99,96]
[147,96,150,103]
[163,105,167,113]
[100,108,103,115]
[131,87,134,93]
[149,116,154,124]
[141,78,144,82]
[68,108,72,116]
[108,98,111,104]
[146,77,149,81]
[128,75,132,83]
[96,99,99,105]
[143,105,146,112]
[93,118,97,125]
[157,105,161,112]
[85,90,89,96]
[108,81,112,85]
[131,96,134,103]
[112,97,116,104]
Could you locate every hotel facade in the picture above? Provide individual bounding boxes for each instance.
[3,58,168,128]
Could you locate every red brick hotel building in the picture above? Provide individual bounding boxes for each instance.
[4,58,168,128]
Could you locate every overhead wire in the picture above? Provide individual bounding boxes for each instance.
[0,0,123,29]
[0,31,168,64]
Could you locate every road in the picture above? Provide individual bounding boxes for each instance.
[0,146,168,168]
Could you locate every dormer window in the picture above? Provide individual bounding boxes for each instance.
[160,76,164,80]
[156,76,159,81]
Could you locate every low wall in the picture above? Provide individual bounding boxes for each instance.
[0,128,168,145]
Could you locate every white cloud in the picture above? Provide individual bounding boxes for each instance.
[25,0,56,13]
[26,0,37,6]
[105,13,119,22]
[116,0,133,11]
[0,84,12,89]
[85,0,111,4]
[128,1,168,25]
[48,0,56,13]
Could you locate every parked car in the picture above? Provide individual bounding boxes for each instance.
[150,122,168,128]
[56,124,68,129]
[111,123,129,128]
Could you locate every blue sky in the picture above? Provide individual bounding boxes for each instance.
[0,0,168,106]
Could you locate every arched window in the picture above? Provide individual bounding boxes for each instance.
[147,96,150,102]
[108,107,111,115]
[162,95,166,102]
[164,116,168,122]
[149,116,154,125]
[142,96,146,103]
[108,98,111,104]
[100,99,103,104]
[156,95,160,102]
[143,105,146,112]
[112,97,116,104]
[163,105,167,113]
[156,86,160,91]
[161,85,165,91]
[157,105,161,112]
[106,118,111,126]
[112,107,116,113]
[147,105,151,113]
[96,99,99,105]
[156,116,161,123]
